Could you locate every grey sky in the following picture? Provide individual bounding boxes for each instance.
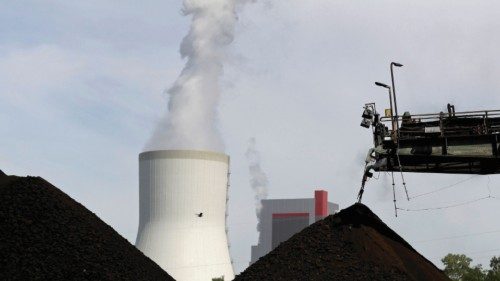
[1,0,500,274]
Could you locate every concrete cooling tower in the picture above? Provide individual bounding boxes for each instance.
[135,150,234,281]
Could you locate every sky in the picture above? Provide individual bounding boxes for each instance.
[1,0,500,274]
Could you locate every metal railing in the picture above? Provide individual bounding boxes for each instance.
[380,109,500,123]
[379,108,500,140]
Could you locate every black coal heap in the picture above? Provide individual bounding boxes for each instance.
[0,171,174,281]
[236,203,450,281]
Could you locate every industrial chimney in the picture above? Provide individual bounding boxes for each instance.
[135,150,234,281]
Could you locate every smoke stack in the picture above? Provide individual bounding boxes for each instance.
[135,150,234,281]
[315,190,328,221]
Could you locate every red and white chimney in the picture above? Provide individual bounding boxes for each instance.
[314,190,328,221]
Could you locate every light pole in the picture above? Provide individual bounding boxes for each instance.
[390,62,403,129]
[375,82,395,134]
[389,62,409,202]
[375,81,398,216]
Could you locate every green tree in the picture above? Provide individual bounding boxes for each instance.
[442,254,500,281]
[463,264,486,281]
[486,256,500,281]
[442,254,488,281]
[442,254,480,281]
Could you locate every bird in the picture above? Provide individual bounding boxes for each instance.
[197,212,203,217]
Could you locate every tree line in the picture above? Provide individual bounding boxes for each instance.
[442,254,500,281]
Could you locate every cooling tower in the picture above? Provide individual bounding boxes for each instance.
[135,150,234,281]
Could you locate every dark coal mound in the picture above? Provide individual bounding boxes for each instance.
[0,171,174,281]
[236,203,450,281]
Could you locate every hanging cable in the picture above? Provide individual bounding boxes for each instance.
[466,248,500,256]
[487,175,492,197]
[395,125,409,201]
[483,175,498,200]
[391,172,398,217]
[395,151,409,200]
[409,174,480,200]
[415,229,500,244]
[397,195,492,212]
[430,248,500,259]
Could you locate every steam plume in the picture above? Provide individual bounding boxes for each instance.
[245,137,269,237]
[145,0,252,152]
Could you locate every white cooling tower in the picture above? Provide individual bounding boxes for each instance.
[135,150,234,281]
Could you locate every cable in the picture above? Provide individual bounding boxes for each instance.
[487,176,492,197]
[409,175,480,200]
[466,248,500,256]
[395,152,409,200]
[397,195,493,212]
[463,254,500,262]
[415,230,500,244]
[395,125,409,201]
[431,250,500,260]
[391,172,397,217]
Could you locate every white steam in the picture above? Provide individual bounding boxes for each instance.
[145,0,252,152]
[245,137,269,236]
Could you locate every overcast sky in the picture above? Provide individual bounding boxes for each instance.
[1,0,500,274]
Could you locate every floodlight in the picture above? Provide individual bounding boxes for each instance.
[362,108,374,119]
[360,119,371,128]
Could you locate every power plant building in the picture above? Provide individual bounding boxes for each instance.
[135,150,234,281]
[250,190,339,264]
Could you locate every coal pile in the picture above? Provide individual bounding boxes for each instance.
[236,203,450,281]
[0,170,174,281]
